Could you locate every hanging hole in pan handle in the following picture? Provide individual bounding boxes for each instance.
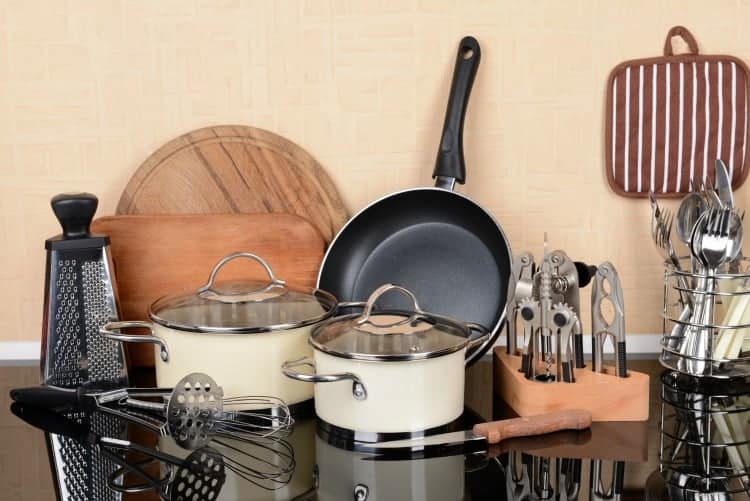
[101,321,169,362]
[197,252,286,302]
[356,284,425,329]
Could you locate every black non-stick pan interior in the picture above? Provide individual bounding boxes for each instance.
[319,188,511,333]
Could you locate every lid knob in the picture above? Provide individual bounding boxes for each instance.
[50,193,98,239]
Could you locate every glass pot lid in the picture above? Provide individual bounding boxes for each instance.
[310,284,479,361]
[149,252,337,334]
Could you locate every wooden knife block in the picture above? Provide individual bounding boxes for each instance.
[493,348,650,422]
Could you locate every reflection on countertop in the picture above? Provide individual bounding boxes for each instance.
[3,358,744,500]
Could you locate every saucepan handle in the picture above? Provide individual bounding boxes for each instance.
[464,322,493,367]
[197,252,286,303]
[356,284,425,329]
[282,357,367,401]
[100,321,169,362]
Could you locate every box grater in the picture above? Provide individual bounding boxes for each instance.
[41,193,127,501]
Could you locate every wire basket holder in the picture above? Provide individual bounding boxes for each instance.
[659,371,750,497]
[660,258,750,379]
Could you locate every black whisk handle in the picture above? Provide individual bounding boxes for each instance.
[10,385,88,411]
[11,402,93,444]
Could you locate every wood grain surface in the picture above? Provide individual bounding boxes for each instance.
[91,213,325,369]
[116,125,348,243]
[493,349,651,422]
[473,409,592,444]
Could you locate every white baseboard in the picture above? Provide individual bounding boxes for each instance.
[0,341,41,366]
[0,335,663,364]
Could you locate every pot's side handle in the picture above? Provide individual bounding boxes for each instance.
[464,322,493,368]
[281,357,367,401]
[101,321,169,362]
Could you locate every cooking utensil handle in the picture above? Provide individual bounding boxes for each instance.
[433,35,480,188]
[11,402,92,443]
[10,385,87,410]
[282,357,367,400]
[357,284,424,329]
[464,322,492,367]
[50,192,98,239]
[100,321,169,362]
[472,409,592,445]
[197,252,285,301]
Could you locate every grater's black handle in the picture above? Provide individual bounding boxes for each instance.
[10,385,90,411]
[51,192,98,239]
[11,402,93,444]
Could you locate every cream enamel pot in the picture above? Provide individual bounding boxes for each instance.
[282,284,489,434]
[101,252,337,407]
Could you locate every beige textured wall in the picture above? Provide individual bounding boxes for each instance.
[1,0,749,342]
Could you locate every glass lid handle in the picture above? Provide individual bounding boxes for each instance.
[356,284,425,329]
[197,252,286,301]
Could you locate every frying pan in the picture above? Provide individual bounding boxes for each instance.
[317,36,512,365]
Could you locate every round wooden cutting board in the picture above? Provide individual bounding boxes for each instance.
[116,125,348,243]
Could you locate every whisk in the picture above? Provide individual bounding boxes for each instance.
[11,372,294,449]
[11,402,227,501]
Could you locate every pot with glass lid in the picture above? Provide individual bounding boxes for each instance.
[282,284,489,435]
[101,252,337,408]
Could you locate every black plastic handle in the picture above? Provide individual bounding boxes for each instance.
[574,262,598,288]
[10,385,88,411]
[50,192,98,239]
[10,402,92,444]
[433,36,481,186]
[617,341,628,378]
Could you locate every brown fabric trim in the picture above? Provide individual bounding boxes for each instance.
[605,52,750,198]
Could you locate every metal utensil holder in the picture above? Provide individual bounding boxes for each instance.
[659,370,750,497]
[661,258,750,379]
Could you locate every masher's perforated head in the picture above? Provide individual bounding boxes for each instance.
[169,447,226,501]
[167,373,224,450]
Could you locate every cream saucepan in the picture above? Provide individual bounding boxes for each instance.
[101,252,337,407]
[282,284,489,434]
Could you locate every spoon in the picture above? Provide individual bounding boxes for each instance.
[680,208,744,375]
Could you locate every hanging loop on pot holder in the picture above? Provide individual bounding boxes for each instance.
[100,321,169,362]
[663,25,699,56]
[197,252,287,303]
[281,357,367,400]
[356,284,427,331]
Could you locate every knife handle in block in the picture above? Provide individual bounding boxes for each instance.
[472,409,592,444]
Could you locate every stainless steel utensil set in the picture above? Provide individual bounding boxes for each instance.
[507,236,627,383]
[654,159,750,378]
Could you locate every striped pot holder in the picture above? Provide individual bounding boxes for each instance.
[605,26,750,197]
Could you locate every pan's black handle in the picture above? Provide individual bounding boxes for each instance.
[10,402,93,444]
[433,36,481,187]
[10,385,89,411]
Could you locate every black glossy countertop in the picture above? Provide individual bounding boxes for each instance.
[2,358,748,500]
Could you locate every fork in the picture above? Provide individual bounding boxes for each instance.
[680,208,743,375]
[651,202,692,308]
